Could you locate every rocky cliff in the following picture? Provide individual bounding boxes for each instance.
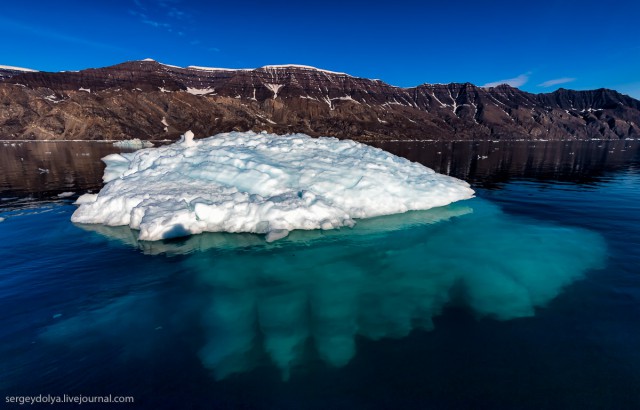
[1,60,638,141]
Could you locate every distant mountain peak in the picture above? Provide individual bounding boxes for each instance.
[257,64,352,76]
[186,65,252,72]
[138,59,353,76]
[0,64,38,72]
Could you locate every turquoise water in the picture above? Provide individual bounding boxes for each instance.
[1,140,639,408]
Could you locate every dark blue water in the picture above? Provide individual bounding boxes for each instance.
[1,140,639,409]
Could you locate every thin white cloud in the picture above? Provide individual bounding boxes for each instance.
[131,0,189,33]
[483,73,529,88]
[142,19,171,28]
[167,8,186,19]
[156,0,189,21]
[538,77,576,87]
[133,0,147,11]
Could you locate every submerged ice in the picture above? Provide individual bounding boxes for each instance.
[71,131,474,240]
[49,198,606,381]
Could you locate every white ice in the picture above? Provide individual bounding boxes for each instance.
[260,64,352,76]
[186,87,216,95]
[72,131,474,241]
[186,65,253,72]
[0,64,38,72]
[184,64,350,76]
[112,139,154,149]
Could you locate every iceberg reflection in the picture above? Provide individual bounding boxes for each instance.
[48,199,605,380]
[75,202,473,254]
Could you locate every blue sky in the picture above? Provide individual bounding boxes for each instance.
[1,0,639,98]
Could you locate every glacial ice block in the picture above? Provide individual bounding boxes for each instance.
[112,138,154,149]
[71,131,474,241]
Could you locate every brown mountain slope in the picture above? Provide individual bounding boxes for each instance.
[1,60,638,141]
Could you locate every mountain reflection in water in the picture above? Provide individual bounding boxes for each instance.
[1,140,638,203]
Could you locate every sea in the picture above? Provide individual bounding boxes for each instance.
[1,139,639,409]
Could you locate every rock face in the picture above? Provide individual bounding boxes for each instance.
[1,60,639,141]
[0,65,37,80]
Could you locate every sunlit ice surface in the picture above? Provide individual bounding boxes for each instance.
[70,131,474,241]
[38,197,605,381]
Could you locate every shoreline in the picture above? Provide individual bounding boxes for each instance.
[1,138,638,143]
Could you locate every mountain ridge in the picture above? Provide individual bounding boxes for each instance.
[1,59,638,141]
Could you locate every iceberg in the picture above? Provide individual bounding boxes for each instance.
[72,131,474,241]
[112,138,154,149]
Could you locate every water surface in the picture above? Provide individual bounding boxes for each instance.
[1,139,639,409]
